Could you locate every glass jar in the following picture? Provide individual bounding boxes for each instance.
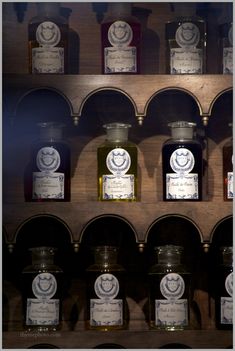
[215,246,233,329]
[28,2,68,73]
[85,246,127,330]
[223,123,233,201]
[219,22,233,74]
[162,121,203,201]
[165,3,206,74]
[101,2,141,74]
[21,247,64,332]
[24,122,70,202]
[97,123,137,201]
[148,245,191,330]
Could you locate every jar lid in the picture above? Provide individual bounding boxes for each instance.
[168,121,196,129]
[29,246,56,255]
[155,245,183,253]
[103,122,131,142]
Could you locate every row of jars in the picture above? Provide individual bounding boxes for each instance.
[24,121,233,202]
[28,2,233,74]
[22,245,233,332]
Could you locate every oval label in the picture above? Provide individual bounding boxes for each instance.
[108,21,133,47]
[160,273,185,300]
[36,21,61,47]
[170,148,195,174]
[36,146,61,172]
[175,22,200,48]
[106,148,131,176]
[32,273,57,299]
[225,272,233,297]
[94,273,119,300]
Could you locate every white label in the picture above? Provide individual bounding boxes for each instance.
[26,298,59,325]
[155,299,188,327]
[170,48,203,74]
[104,47,137,73]
[32,273,57,299]
[36,147,61,172]
[94,274,119,300]
[102,174,134,199]
[33,171,65,199]
[225,272,233,297]
[90,299,123,326]
[108,21,133,47]
[36,21,61,47]
[160,273,185,300]
[221,297,233,324]
[227,172,233,199]
[170,148,195,174]
[106,148,131,175]
[223,47,233,74]
[32,47,64,73]
[166,173,199,199]
[175,23,200,48]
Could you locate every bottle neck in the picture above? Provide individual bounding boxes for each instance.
[104,123,131,142]
[31,247,55,266]
[169,121,195,140]
[156,245,183,265]
[94,246,118,265]
[109,3,132,17]
[38,123,63,141]
[36,2,60,17]
[173,3,197,18]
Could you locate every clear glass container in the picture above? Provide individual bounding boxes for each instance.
[219,22,233,74]
[24,122,70,202]
[21,246,64,332]
[162,121,203,201]
[165,3,206,74]
[215,246,233,329]
[148,245,191,330]
[97,122,137,201]
[85,246,127,330]
[28,2,68,73]
[223,123,233,200]
[101,2,141,74]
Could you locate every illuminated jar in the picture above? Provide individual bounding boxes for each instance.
[28,2,68,74]
[101,2,141,74]
[21,247,64,331]
[24,122,70,202]
[97,122,137,201]
[215,246,233,330]
[85,246,127,330]
[148,245,191,330]
[165,3,206,74]
[162,121,203,201]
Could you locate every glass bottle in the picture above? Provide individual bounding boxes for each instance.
[162,121,203,201]
[223,123,233,201]
[215,246,233,330]
[101,2,141,74]
[24,122,70,202]
[148,245,191,330]
[85,246,127,330]
[21,247,64,332]
[219,22,233,74]
[97,122,137,201]
[165,3,206,74]
[28,2,68,74]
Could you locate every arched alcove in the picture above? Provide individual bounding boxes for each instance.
[143,89,203,138]
[79,215,146,303]
[78,89,139,140]
[13,215,75,281]
[145,215,202,271]
[207,216,233,302]
[207,90,233,143]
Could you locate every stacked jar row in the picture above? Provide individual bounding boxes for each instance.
[17,243,233,332]
[27,2,233,75]
[24,121,233,202]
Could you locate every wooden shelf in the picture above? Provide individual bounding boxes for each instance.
[3,328,233,349]
[3,74,233,125]
[3,201,233,247]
